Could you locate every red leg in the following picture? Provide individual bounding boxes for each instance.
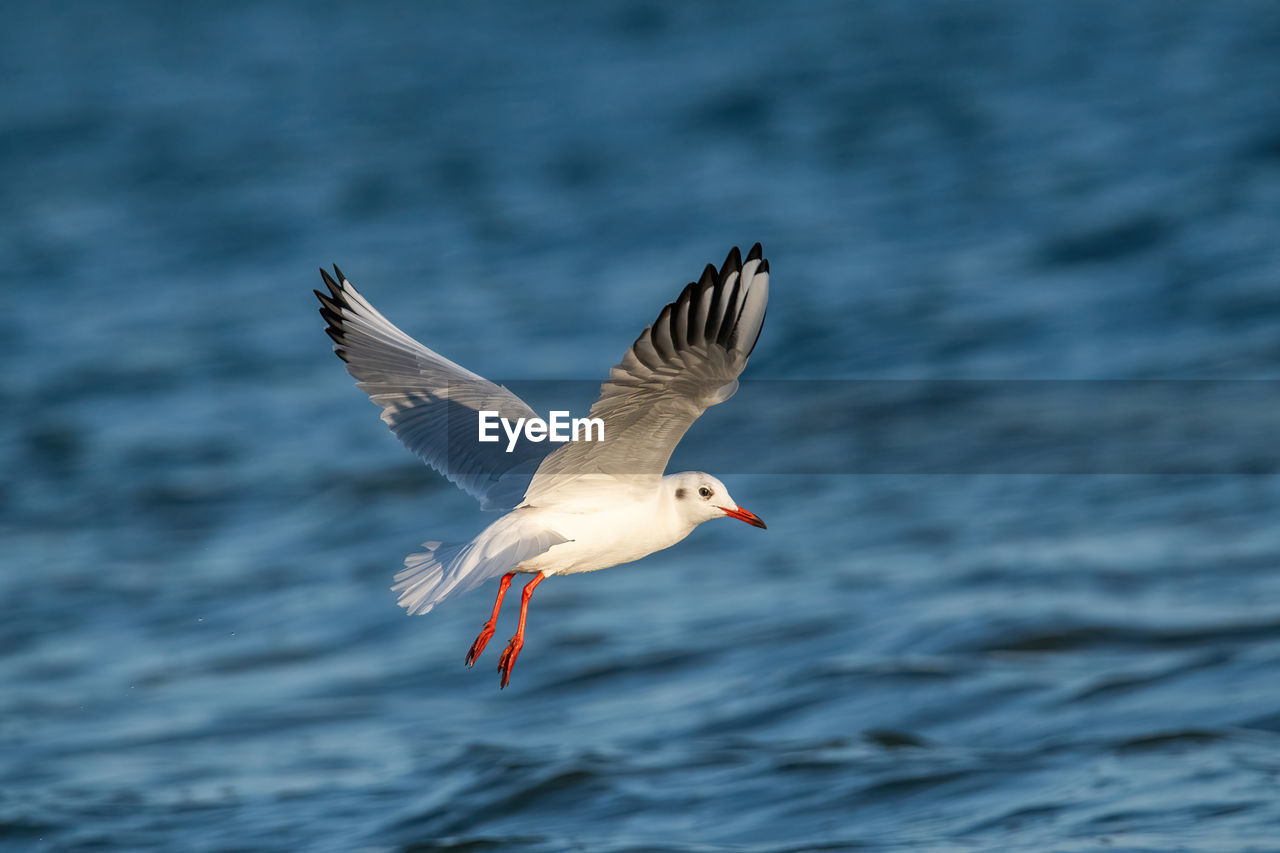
[497,573,545,689]
[465,572,515,667]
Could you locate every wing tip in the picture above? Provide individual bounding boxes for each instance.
[644,241,771,358]
[717,242,765,276]
[699,263,717,289]
[316,265,354,362]
[721,245,742,276]
[318,267,340,298]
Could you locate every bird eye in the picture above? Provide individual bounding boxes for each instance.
[698,487,713,498]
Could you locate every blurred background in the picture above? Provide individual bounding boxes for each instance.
[4,2,1280,851]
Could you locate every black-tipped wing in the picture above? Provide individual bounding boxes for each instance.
[522,243,769,503]
[316,268,550,510]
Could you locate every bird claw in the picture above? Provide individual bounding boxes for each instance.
[465,622,497,667]
[497,636,523,689]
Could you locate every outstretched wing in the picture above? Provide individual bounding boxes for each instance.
[316,268,552,510]
[521,243,769,504]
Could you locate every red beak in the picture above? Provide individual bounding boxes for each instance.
[720,505,767,529]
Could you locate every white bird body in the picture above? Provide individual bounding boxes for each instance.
[317,244,770,687]
[466,493,687,577]
[519,499,687,576]
[519,473,743,575]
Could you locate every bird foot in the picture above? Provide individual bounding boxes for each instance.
[465,621,497,667]
[497,635,524,689]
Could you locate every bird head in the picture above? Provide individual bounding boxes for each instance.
[667,472,767,529]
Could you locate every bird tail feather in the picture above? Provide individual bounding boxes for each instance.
[391,518,568,615]
[392,541,468,615]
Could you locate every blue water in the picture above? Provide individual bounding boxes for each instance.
[5,2,1280,850]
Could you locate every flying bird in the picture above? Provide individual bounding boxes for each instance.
[316,244,770,687]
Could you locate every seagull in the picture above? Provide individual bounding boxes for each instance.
[316,244,770,688]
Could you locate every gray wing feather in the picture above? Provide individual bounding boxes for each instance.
[522,243,769,503]
[316,267,551,510]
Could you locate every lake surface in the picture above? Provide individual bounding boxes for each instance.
[4,2,1280,850]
